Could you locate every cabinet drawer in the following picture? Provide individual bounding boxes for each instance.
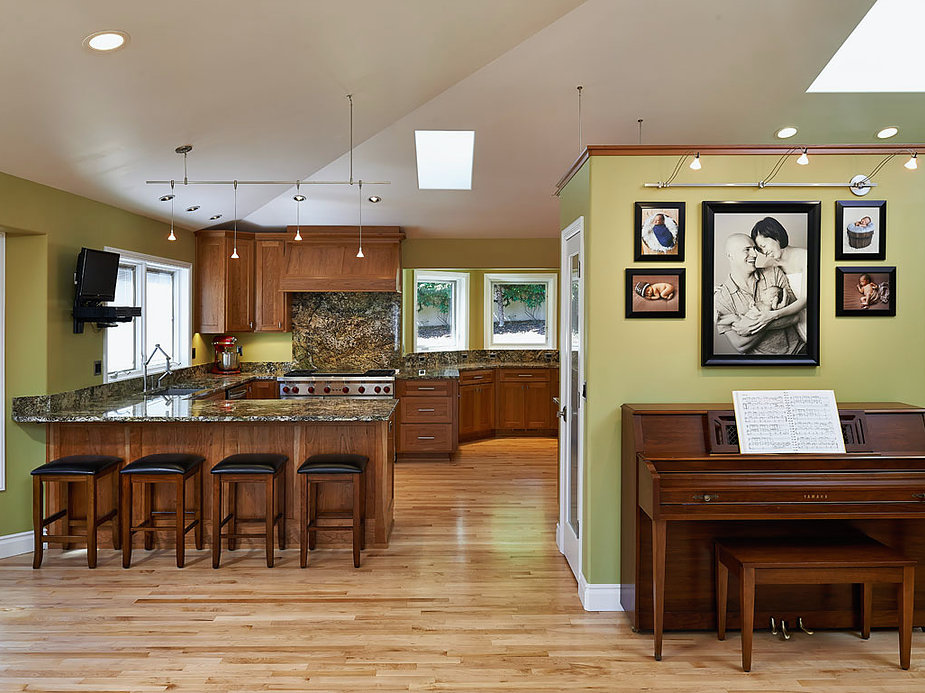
[399,424,454,452]
[398,379,453,397]
[400,396,453,423]
[498,369,550,382]
[459,369,495,386]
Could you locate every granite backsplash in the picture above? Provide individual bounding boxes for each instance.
[401,349,558,371]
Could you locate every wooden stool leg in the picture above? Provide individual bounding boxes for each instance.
[60,480,72,551]
[899,566,914,670]
[265,475,275,568]
[86,476,98,569]
[121,475,133,569]
[861,583,872,639]
[194,468,204,550]
[360,471,367,551]
[175,476,186,568]
[740,566,755,672]
[32,476,44,569]
[111,470,122,550]
[228,481,237,551]
[278,469,286,551]
[308,482,318,551]
[142,481,154,551]
[299,474,308,568]
[211,475,222,569]
[352,474,362,568]
[717,554,728,641]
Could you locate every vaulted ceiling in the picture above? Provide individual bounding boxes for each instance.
[4,1,918,239]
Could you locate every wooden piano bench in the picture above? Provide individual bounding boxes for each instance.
[715,538,915,672]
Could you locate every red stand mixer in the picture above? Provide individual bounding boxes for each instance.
[211,335,241,374]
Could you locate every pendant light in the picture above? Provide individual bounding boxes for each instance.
[356,180,364,259]
[230,180,239,259]
[293,181,305,241]
[167,180,177,241]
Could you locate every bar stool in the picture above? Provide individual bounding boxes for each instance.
[120,453,205,568]
[210,453,288,568]
[297,453,367,568]
[31,455,122,569]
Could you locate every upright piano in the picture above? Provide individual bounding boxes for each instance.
[621,402,925,660]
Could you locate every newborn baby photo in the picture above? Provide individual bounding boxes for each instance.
[625,269,685,318]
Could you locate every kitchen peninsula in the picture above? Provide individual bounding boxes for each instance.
[13,381,397,549]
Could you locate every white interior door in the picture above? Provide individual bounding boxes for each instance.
[557,217,584,582]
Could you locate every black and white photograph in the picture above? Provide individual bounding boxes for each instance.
[633,202,685,261]
[835,266,896,317]
[625,268,685,319]
[835,200,886,260]
[701,201,820,366]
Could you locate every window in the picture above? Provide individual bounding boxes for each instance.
[412,271,469,352]
[104,248,192,382]
[0,232,5,490]
[484,273,557,350]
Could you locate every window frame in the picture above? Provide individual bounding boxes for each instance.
[103,247,192,383]
[412,270,469,352]
[483,272,557,350]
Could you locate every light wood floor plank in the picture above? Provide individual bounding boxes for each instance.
[1,438,923,691]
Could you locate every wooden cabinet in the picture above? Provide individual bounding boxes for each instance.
[495,369,555,432]
[246,379,279,399]
[459,369,495,442]
[195,230,255,333]
[255,238,291,332]
[396,378,458,460]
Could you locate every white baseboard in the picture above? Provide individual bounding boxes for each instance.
[578,574,623,611]
[0,530,32,559]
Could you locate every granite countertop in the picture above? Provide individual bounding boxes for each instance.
[396,361,558,380]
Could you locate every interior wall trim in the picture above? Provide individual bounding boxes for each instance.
[0,530,32,560]
[578,575,623,612]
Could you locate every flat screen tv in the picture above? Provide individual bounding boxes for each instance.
[75,248,120,302]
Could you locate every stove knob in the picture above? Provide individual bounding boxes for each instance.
[282,386,290,394]
[324,386,331,393]
[291,386,299,394]
[374,386,381,393]
[342,386,350,393]
[307,386,315,393]
[384,386,391,393]
[358,386,366,393]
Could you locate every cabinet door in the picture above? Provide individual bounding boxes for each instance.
[458,384,477,438]
[246,380,279,399]
[225,237,255,332]
[496,381,526,429]
[196,234,226,333]
[476,383,495,434]
[525,380,552,429]
[255,239,291,332]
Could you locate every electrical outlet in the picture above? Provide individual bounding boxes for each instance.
[417,369,426,376]
[94,360,102,376]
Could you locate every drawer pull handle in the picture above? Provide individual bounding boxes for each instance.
[692,493,717,502]
[914,493,925,501]
[417,436,436,440]
[472,375,484,379]
[417,386,436,390]
[417,408,436,412]
[517,374,533,377]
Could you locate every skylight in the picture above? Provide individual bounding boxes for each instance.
[808,0,925,93]
[414,130,474,190]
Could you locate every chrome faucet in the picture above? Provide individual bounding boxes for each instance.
[143,343,174,394]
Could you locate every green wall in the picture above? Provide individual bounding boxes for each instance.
[1,170,189,536]
[563,153,925,585]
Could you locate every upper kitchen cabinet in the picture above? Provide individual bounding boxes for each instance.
[278,227,404,292]
[196,230,256,333]
[255,237,291,332]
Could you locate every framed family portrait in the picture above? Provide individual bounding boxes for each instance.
[835,200,886,260]
[625,268,685,319]
[701,201,821,367]
[835,266,896,317]
[634,202,685,261]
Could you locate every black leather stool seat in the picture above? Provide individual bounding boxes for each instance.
[298,453,368,475]
[212,453,288,475]
[120,453,205,475]
[31,455,122,476]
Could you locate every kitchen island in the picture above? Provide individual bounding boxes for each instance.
[13,393,397,550]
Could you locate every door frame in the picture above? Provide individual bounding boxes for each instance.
[557,216,584,584]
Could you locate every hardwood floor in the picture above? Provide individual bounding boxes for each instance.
[1,438,923,691]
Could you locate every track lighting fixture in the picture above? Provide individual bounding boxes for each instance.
[905,153,918,170]
[230,181,239,259]
[356,180,365,259]
[797,148,809,166]
[293,182,305,241]
[167,181,176,241]
[689,153,702,170]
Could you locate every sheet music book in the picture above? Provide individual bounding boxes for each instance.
[732,390,846,454]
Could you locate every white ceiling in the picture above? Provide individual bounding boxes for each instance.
[3,0,920,240]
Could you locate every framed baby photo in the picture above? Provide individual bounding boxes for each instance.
[701,201,821,367]
[634,202,685,261]
[835,266,896,317]
[625,268,685,319]
[835,200,886,260]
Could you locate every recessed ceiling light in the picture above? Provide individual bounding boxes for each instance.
[83,30,129,52]
[185,205,200,212]
[877,126,899,139]
[368,195,382,203]
[210,214,223,220]
[776,126,798,139]
[159,194,175,202]
[414,130,475,190]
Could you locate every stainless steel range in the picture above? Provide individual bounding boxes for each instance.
[278,369,396,398]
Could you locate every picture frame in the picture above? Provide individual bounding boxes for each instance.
[634,202,685,261]
[835,266,896,317]
[835,200,886,260]
[625,268,685,319]
[701,201,820,366]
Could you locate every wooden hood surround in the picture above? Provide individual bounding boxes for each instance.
[278,226,404,292]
